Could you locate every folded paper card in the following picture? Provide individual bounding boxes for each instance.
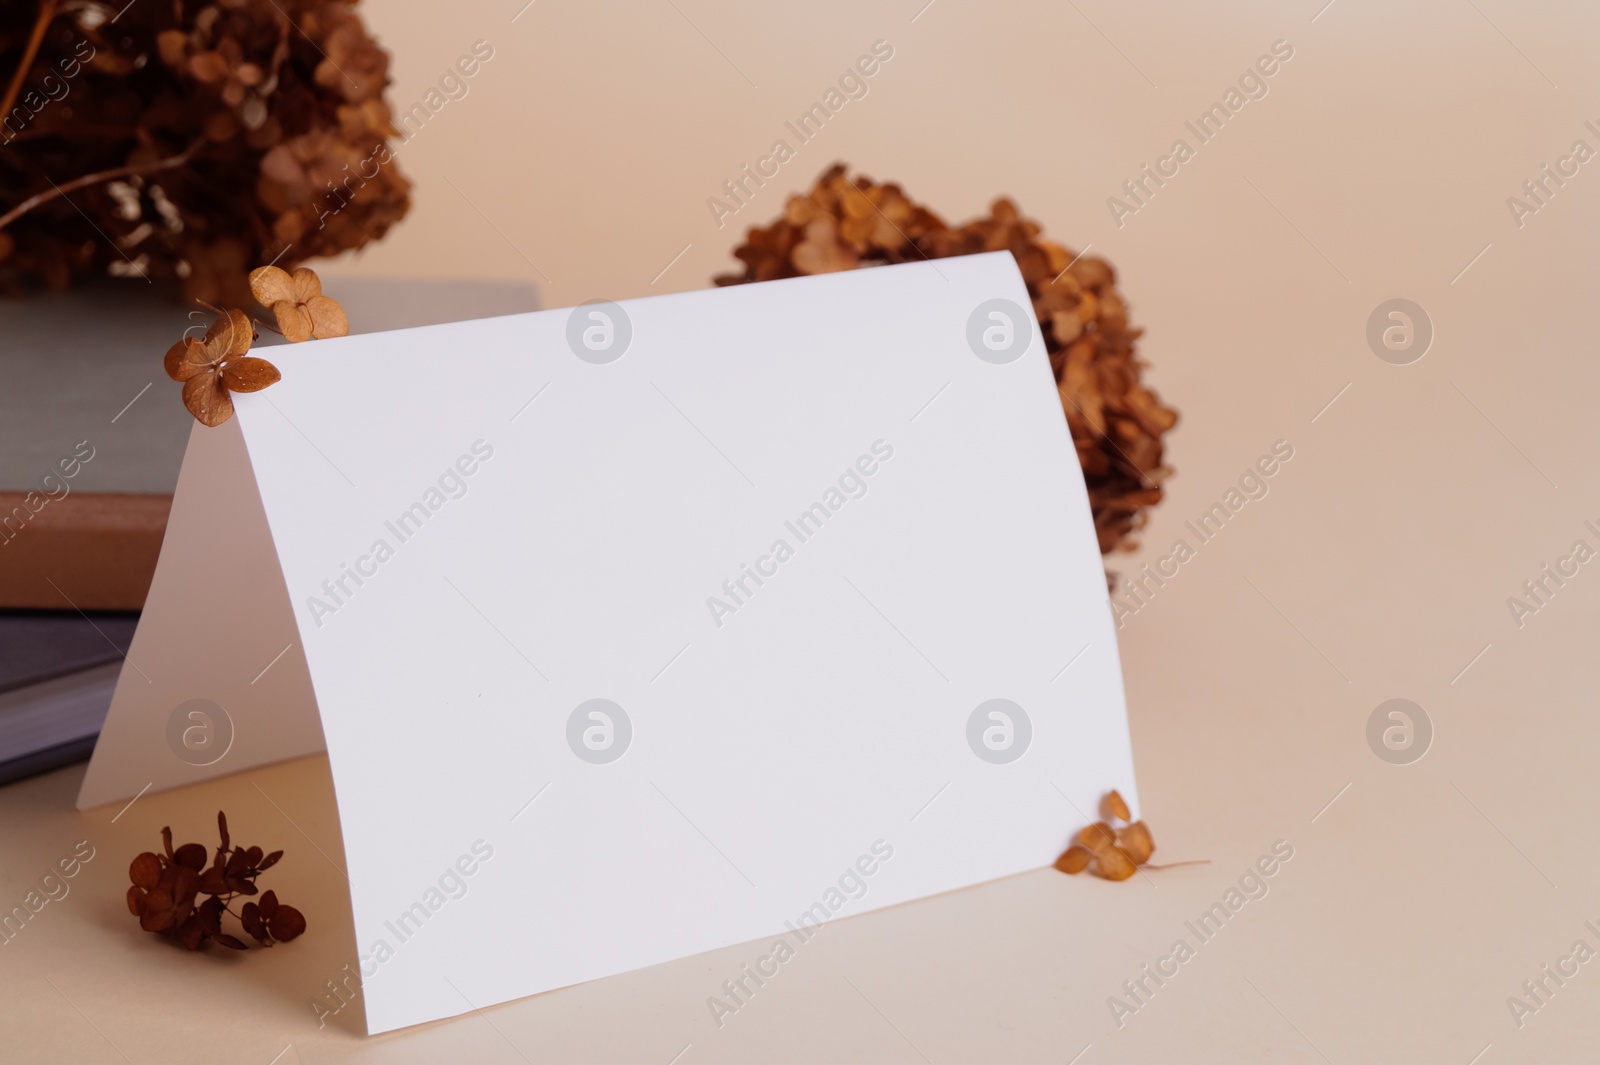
[78,251,1138,1033]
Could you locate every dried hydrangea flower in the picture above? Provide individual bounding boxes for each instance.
[127,811,304,952]
[0,0,410,305]
[716,165,1178,557]
[163,308,279,426]
[241,889,307,945]
[249,265,348,342]
[1055,790,1162,882]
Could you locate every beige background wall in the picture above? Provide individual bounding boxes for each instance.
[6,1,1600,1062]
[329,0,1600,1056]
[336,0,1600,655]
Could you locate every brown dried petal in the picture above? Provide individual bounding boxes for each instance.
[267,904,306,942]
[176,915,205,950]
[290,268,323,302]
[156,30,188,68]
[169,866,200,910]
[182,374,234,427]
[1107,789,1131,823]
[202,309,254,360]
[126,885,145,916]
[1051,310,1082,345]
[305,295,348,339]
[259,145,302,186]
[164,338,209,381]
[1095,848,1137,881]
[248,265,297,307]
[1054,844,1092,875]
[273,301,314,343]
[220,356,281,393]
[173,843,207,871]
[211,933,250,950]
[217,811,230,853]
[129,852,162,889]
[140,902,175,933]
[1116,821,1154,865]
[188,51,228,83]
[259,889,279,918]
[258,851,283,872]
[196,896,224,936]
[1078,821,1118,855]
[240,901,267,943]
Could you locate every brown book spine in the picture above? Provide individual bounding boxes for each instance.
[0,492,171,611]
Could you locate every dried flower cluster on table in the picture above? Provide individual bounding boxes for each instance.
[716,165,1178,556]
[163,264,345,425]
[1057,789,1153,881]
[1054,789,1203,882]
[127,811,306,951]
[0,0,408,306]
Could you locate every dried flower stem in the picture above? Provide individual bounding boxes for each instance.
[0,139,203,231]
[0,0,60,122]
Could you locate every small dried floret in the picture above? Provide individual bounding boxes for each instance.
[126,811,306,952]
[163,308,277,426]
[1056,791,1167,882]
[249,265,348,342]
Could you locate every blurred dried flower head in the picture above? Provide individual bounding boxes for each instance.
[716,164,1178,556]
[0,0,409,305]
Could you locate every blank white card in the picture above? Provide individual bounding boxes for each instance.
[79,252,1137,1033]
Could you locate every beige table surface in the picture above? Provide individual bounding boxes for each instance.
[5,0,1600,1061]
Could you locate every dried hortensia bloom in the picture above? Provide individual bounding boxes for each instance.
[1054,790,1161,882]
[127,811,305,951]
[716,165,1178,557]
[0,0,409,306]
[249,264,348,341]
[163,308,278,426]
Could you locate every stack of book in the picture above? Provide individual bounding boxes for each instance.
[0,611,136,784]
